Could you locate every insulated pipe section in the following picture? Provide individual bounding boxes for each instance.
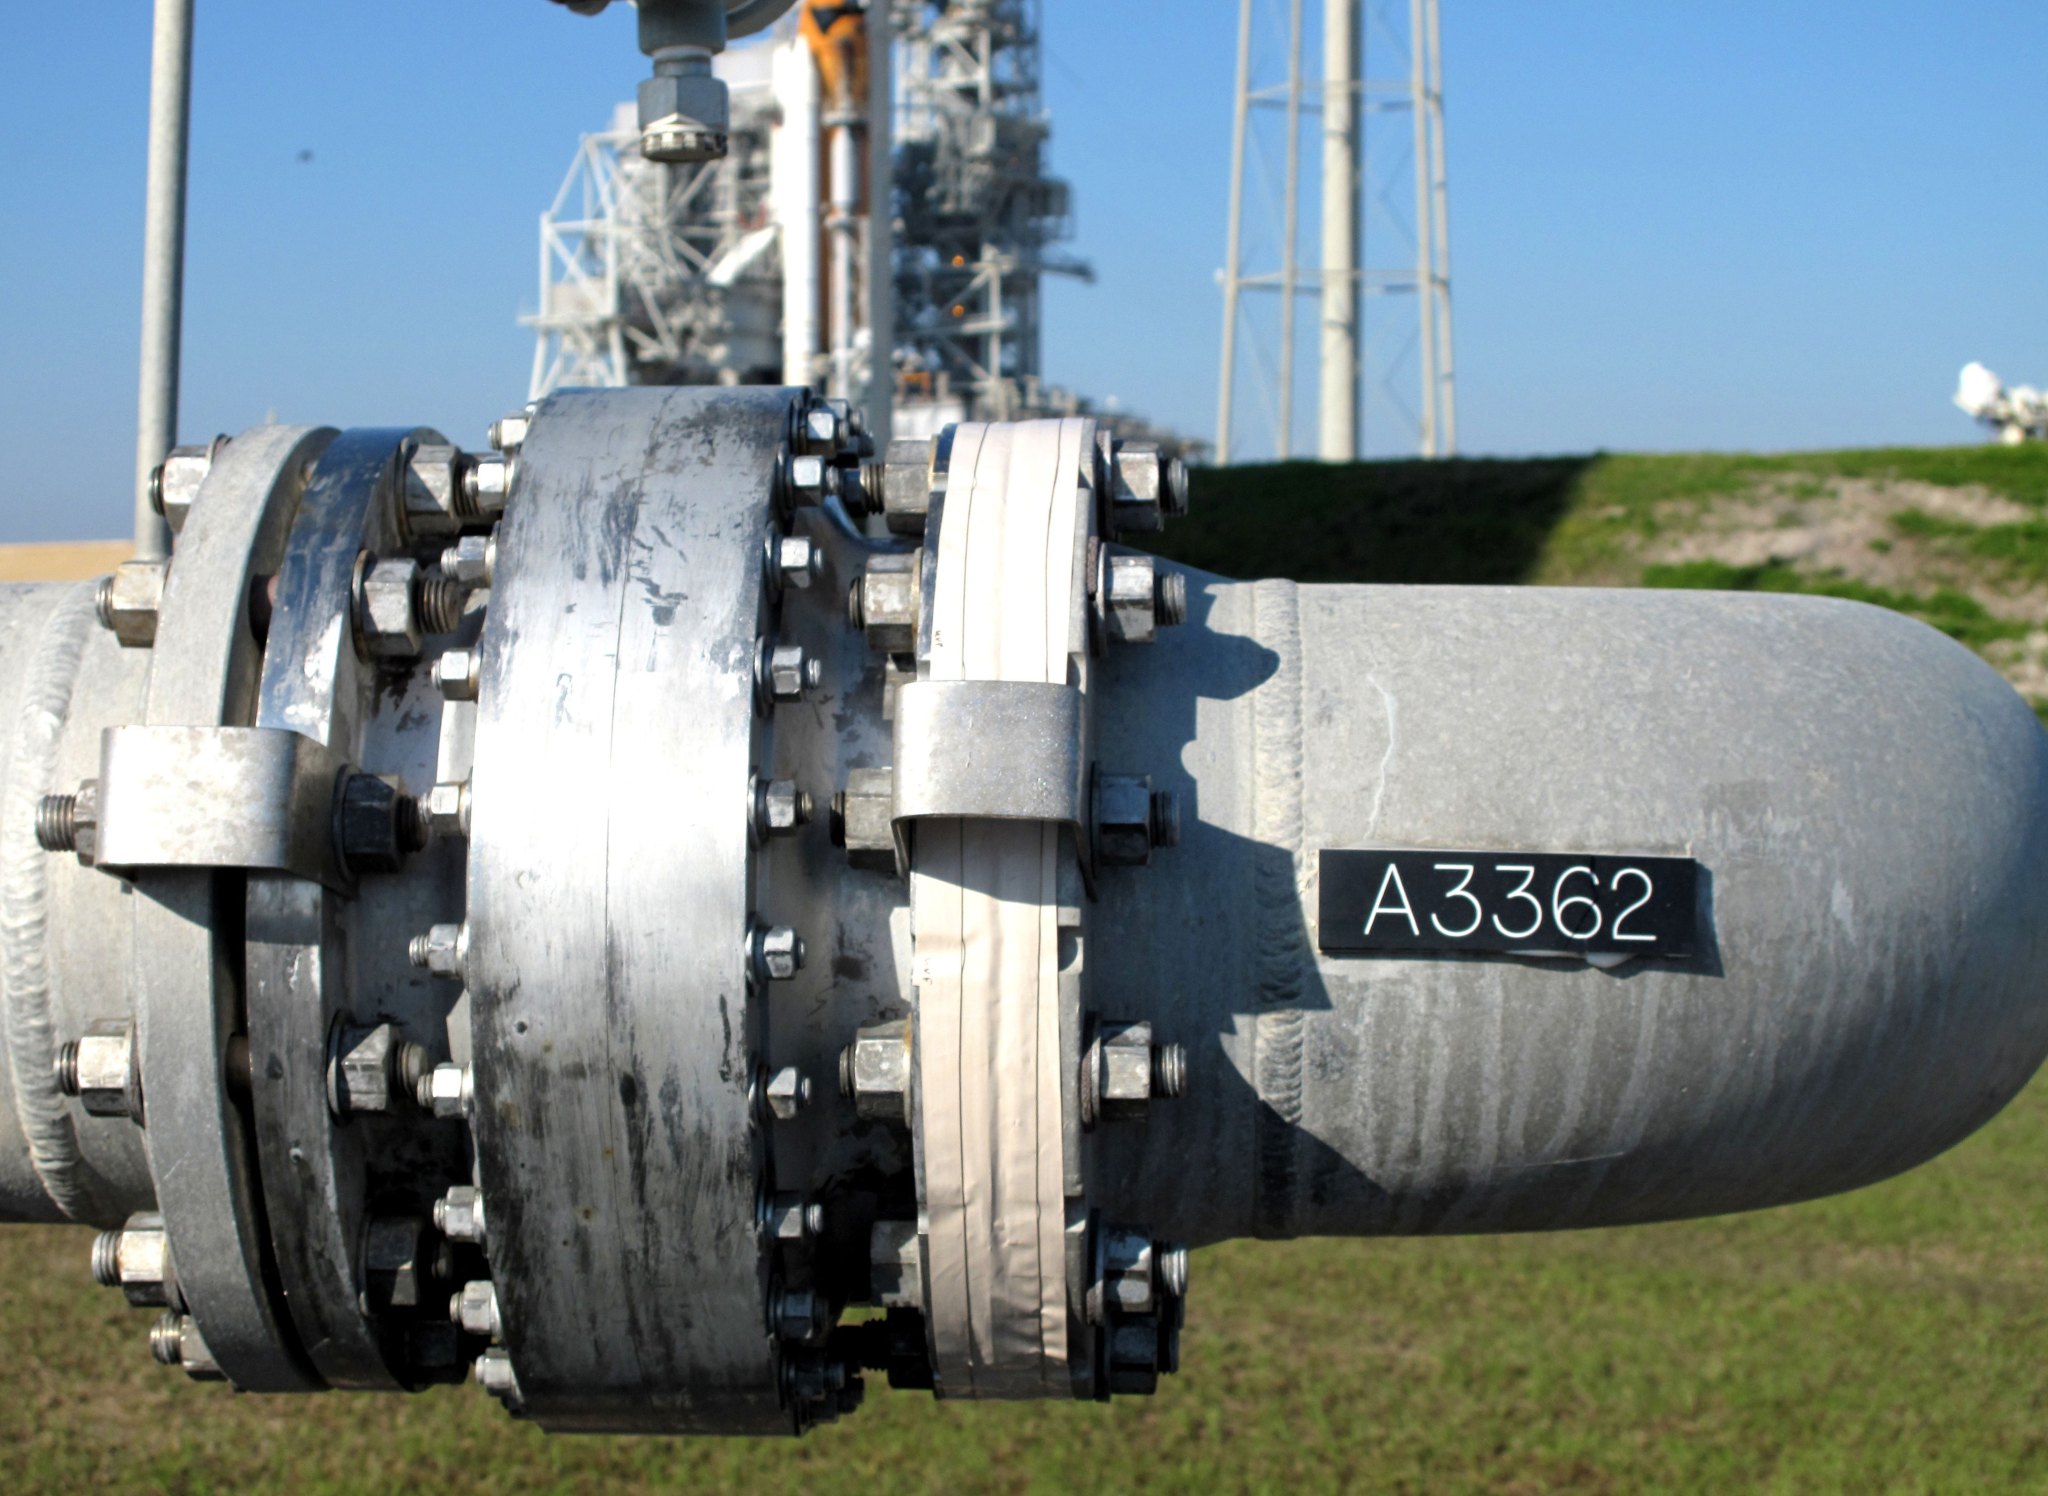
[1090,577,2048,1243]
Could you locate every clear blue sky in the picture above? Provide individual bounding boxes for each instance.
[2,2,2045,541]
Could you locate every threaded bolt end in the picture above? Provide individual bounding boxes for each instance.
[1150,789,1181,849]
[1153,1042,1189,1099]
[416,575,468,636]
[1158,1243,1189,1298]
[1156,571,1189,627]
[408,934,431,968]
[148,462,168,516]
[837,1045,855,1099]
[804,1202,825,1238]
[395,796,429,853]
[93,577,115,631]
[90,1230,122,1287]
[55,1040,82,1096]
[149,1312,184,1366]
[846,578,866,631]
[36,793,78,852]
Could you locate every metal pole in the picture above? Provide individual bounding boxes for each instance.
[864,0,893,447]
[1275,0,1305,460]
[1317,0,1359,461]
[1216,0,1255,464]
[1408,0,1438,458]
[133,0,195,560]
[1425,0,1456,454]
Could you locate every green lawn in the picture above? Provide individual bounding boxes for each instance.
[6,445,2046,1492]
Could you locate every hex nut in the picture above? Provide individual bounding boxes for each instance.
[422,780,471,841]
[772,1285,828,1344]
[37,780,99,864]
[59,1018,138,1120]
[462,454,512,519]
[801,404,842,451]
[488,411,531,453]
[92,1212,175,1308]
[451,1279,502,1339]
[1095,772,1162,867]
[1109,440,1168,535]
[851,552,921,655]
[872,437,936,535]
[750,922,805,983]
[830,767,896,873]
[150,438,226,535]
[435,648,482,702]
[440,534,496,589]
[1100,1227,1157,1317]
[750,775,813,843]
[763,1064,811,1122]
[767,532,820,593]
[338,773,419,875]
[784,452,835,508]
[97,560,167,648]
[355,556,423,658]
[838,1019,910,1122]
[1102,552,1160,645]
[1082,1018,1181,1128]
[475,1346,523,1407]
[638,64,729,163]
[327,1020,425,1117]
[869,1220,923,1309]
[433,1186,487,1245]
[756,639,822,708]
[419,1062,474,1120]
[403,442,468,538]
[409,922,468,980]
[151,1312,226,1381]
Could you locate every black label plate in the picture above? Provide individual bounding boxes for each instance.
[1317,850,1699,958]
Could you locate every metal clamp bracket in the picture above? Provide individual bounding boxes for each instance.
[95,725,349,889]
[891,678,1088,872]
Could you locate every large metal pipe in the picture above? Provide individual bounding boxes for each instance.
[132,0,195,562]
[4,393,2043,1430]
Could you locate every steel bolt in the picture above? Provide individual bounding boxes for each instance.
[766,531,820,593]
[434,649,482,702]
[338,773,422,875]
[771,1285,828,1344]
[1102,552,1162,645]
[850,552,921,654]
[149,436,227,535]
[149,1312,225,1380]
[760,1064,811,1122]
[829,767,896,873]
[450,1279,502,1339]
[1157,1241,1190,1298]
[836,1020,911,1122]
[355,556,425,658]
[760,1191,824,1241]
[801,405,842,450]
[91,1212,174,1307]
[417,1063,474,1120]
[870,437,937,535]
[1096,773,1174,867]
[474,1346,522,1406]
[433,1185,487,1245]
[327,1021,424,1117]
[462,454,511,520]
[421,780,471,841]
[488,411,532,453]
[97,560,168,648]
[57,1018,139,1120]
[749,921,806,983]
[440,534,497,589]
[784,451,836,508]
[755,638,823,709]
[408,922,468,979]
[749,775,814,843]
[1156,571,1190,627]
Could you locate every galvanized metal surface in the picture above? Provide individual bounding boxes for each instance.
[463,387,789,1432]
[1091,575,2048,1243]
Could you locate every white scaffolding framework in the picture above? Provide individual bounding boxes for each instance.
[1216,0,1455,463]
[526,83,782,398]
[889,0,1090,427]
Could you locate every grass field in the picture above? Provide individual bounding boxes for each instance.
[5,447,2047,1493]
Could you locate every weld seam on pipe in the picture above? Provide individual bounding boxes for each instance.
[1250,579,1308,1239]
[1,584,103,1220]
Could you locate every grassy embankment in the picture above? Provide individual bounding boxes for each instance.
[5,447,2047,1493]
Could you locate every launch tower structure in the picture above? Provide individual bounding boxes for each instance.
[1216,0,1455,462]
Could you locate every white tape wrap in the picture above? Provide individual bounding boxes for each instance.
[912,418,1090,1398]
